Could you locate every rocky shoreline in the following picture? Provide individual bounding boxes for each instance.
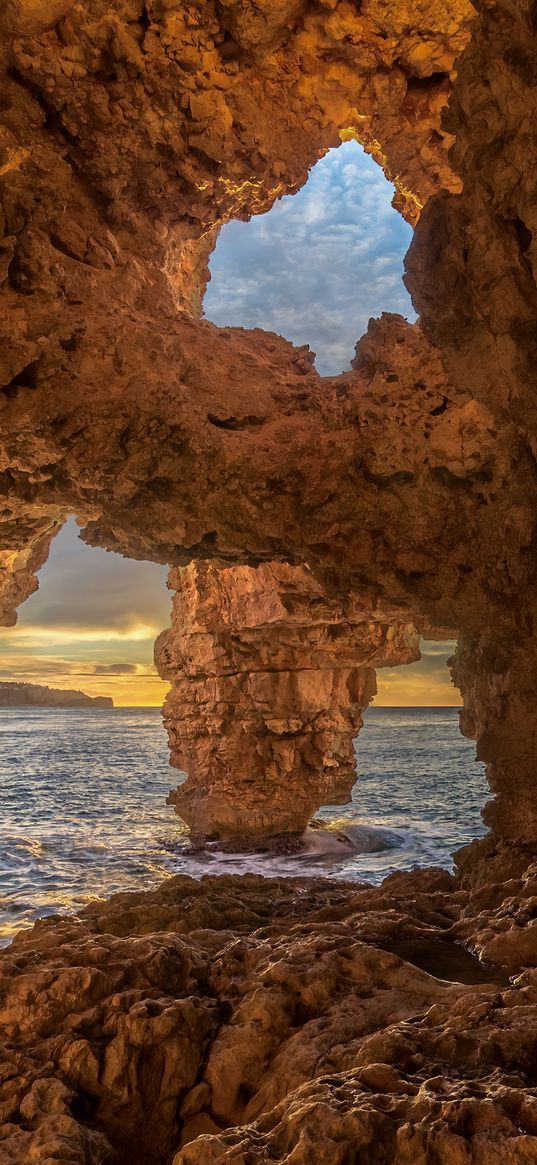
[2,852,537,1163]
[3,0,537,1160]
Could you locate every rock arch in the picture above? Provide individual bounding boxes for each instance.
[1,0,537,872]
[6,5,537,1164]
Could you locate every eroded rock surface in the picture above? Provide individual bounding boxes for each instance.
[155,561,420,841]
[451,634,537,849]
[4,1,537,1161]
[2,868,537,1165]
[0,512,64,628]
[0,0,479,627]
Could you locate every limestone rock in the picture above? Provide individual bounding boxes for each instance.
[0,680,114,707]
[155,561,420,840]
[3,1,537,1160]
[0,310,520,634]
[0,0,474,624]
[0,0,536,867]
[2,868,537,1164]
[0,514,64,628]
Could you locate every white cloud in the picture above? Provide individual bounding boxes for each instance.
[4,623,159,647]
[204,141,416,376]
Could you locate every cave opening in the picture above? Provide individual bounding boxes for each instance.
[0,142,491,943]
[203,139,416,375]
[194,140,489,878]
[5,1,537,1157]
[0,517,180,943]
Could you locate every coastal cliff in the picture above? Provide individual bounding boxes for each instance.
[3,0,537,1162]
[156,561,420,844]
[0,682,113,709]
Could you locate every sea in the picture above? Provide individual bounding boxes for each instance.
[0,706,488,945]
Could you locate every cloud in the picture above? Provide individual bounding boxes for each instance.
[92,663,138,675]
[421,640,457,658]
[7,623,159,647]
[0,152,453,707]
[0,655,160,678]
[0,518,172,702]
[0,651,169,707]
[9,518,171,634]
[375,640,460,707]
[204,140,416,377]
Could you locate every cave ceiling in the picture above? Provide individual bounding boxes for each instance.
[0,0,536,642]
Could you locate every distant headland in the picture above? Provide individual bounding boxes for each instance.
[0,682,114,709]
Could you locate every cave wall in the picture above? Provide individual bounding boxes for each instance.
[452,631,537,853]
[0,0,473,612]
[6,4,537,1163]
[1,0,537,856]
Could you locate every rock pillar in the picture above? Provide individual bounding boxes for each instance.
[155,561,420,844]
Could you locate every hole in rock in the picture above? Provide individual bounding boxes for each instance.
[308,639,488,883]
[204,140,416,375]
[1,146,486,946]
[379,937,509,986]
[0,518,177,944]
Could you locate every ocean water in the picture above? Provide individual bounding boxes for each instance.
[0,707,488,944]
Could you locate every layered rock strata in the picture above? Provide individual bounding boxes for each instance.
[450,633,537,853]
[156,561,420,841]
[0,309,524,632]
[2,867,537,1165]
[0,2,537,857]
[0,511,64,628]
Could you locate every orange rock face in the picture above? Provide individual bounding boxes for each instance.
[2,869,537,1165]
[4,0,537,1160]
[0,0,475,620]
[156,561,420,840]
[0,511,64,626]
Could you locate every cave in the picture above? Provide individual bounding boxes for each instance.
[2,1,537,1162]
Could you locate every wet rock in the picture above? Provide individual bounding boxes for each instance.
[2,0,537,1161]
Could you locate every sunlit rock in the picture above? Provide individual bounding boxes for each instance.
[3,0,537,1160]
[155,561,420,842]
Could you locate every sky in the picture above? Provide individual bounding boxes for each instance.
[0,520,171,706]
[204,139,416,376]
[1,141,458,706]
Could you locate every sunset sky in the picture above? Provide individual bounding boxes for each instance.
[1,142,458,707]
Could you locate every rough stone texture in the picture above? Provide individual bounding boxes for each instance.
[0,0,474,619]
[0,512,64,627]
[155,561,420,840]
[2,869,537,1165]
[4,0,537,1160]
[451,634,537,848]
[405,0,537,437]
[0,0,536,784]
[0,308,522,630]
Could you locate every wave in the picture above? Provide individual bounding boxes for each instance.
[301,822,401,856]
